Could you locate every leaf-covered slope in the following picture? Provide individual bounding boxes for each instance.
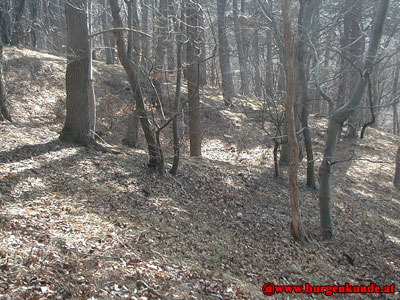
[0,47,399,299]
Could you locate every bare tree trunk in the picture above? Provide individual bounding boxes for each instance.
[199,11,207,86]
[108,0,162,171]
[281,0,307,243]
[318,0,389,239]
[265,32,274,95]
[217,0,234,106]
[140,0,149,69]
[153,0,168,104]
[88,0,96,139]
[170,7,184,175]
[10,0,26,46]
[166,0,175,73]
[233,0,248,95]
[187,0,201,157]
[100,0,114,64]
[345,0,365,138]
[392,58,400,134]
[0,10,11,122]
[295,0,318,188]
[60,0,94,145]
[252,29,262,98]
[124,0,141,147]
[124,113,140,147]
[394,145,400,188]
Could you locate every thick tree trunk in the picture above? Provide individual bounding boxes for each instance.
[187,0,201,157]
[217,0,234,106]
[108,0,162,171]
[281,0,307,243]
[318,0,389,239]
[60,0,94,145]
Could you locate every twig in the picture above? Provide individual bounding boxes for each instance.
[136,280,169,300]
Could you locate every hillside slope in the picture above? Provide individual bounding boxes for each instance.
[0,47,399,299]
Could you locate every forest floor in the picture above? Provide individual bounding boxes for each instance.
[0,47,399,300]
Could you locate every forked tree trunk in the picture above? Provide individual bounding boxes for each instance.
[295,0,318,189]
[281,0,307,243]
[60,0,94,145]
[318,0,389,239]
[108,0,162,171]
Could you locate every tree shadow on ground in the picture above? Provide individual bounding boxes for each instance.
[1,140,399,299]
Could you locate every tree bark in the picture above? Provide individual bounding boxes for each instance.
[252,29,262,98]
[100,0,114,64]
[187,0,201,157]
[392,58,400,135]
[60,0,94,145]
[345,0,364,138]
[394,145,400,188]
[233,0,249,95]
[295,0,318,188]
[217,0,234,106]
[0,10,11,122]
[88,0,96,139]
[153,0,168,103]
[281,0,307,243]
[10,0,26,46]
[170,7,184,175]
[318,0,389,239]
[124,0,141,147]
[108,0,162,171]
[198,11,207,86]
[140,0,149,70]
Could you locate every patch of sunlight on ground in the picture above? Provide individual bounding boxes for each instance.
[386,234,400,245]
[382,215,400,226]
[392,198,400,205]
